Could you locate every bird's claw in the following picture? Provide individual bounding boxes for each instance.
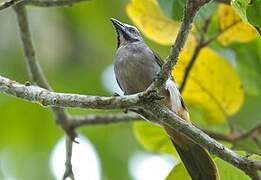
[123,108,129,113]
[144,90,164,101]
[113,92,120,97]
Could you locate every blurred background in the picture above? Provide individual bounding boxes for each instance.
[0,0,260,180]
[0,0,174,179]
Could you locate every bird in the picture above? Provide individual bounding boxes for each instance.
[111,18,219,180]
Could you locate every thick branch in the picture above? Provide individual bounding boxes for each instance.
[0,0,22,11]
[0,75,142,110]
[70,113,141,128]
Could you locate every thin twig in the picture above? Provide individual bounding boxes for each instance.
[205,123,261,142]
[254,26,261,36]
[179,43,203,93]
[25,0,89,7]
[70,113,141,128]
[202,20,241,47]
[179,17,211,92]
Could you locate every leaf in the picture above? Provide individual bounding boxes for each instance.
[231,41,261,95]
[126,0,196,47]
[172,47,244,124]
[157,0,184,21]
[167,152,260,180]
[166,163,190,180]
[231,0,250,23]
[246,0,261,28]
[232,0,261,28]
[218,4,259,45]
[133,122,179,158]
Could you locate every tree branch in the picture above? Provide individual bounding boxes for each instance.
[69,113,141,128]
[0,75,142,109]
[205,123,261,142]
[63,135,75,180]
[25,0,89,7]
[0,0,22,11]
[202,19,241,47]
[13,4,75,179]
[179,42,203,93]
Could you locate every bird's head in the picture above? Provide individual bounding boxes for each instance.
[111,18,142,47]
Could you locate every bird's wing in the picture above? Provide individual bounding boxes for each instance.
[152,50,163,67]
[115,76,125,94]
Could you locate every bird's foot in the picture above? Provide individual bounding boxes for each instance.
[144,90,164,101]
[123,108,129,113]
[113,92,120,97]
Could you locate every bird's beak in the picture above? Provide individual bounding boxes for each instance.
[110,18,126,36]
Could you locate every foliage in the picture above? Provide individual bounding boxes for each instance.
[218,4,259,45]
[232,0,261,28]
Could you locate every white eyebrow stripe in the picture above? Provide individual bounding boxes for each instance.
[124,24,140,32]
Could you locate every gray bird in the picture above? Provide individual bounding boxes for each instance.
[111,18,219,180]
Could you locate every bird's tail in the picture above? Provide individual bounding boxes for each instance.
[165,126,219,180]
[164,78,219,179]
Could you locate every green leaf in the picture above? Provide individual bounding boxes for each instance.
[215,157,250,180]
[166,163,190,180]
[246,0,261,28]
[231,0,250,23]
[133,122,179,158]
[232,0,261,28]
[167,151,259,180]
[231,40,261,95]
[157,0,217,22]
[157,0,184,21]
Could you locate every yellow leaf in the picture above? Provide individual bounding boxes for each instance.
[218,4,259,46]
[126,0,195,47]
[173,48,244,124]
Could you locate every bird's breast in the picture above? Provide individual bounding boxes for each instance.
[114,44,160,94]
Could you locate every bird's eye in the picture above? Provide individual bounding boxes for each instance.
[129,28,136,33]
